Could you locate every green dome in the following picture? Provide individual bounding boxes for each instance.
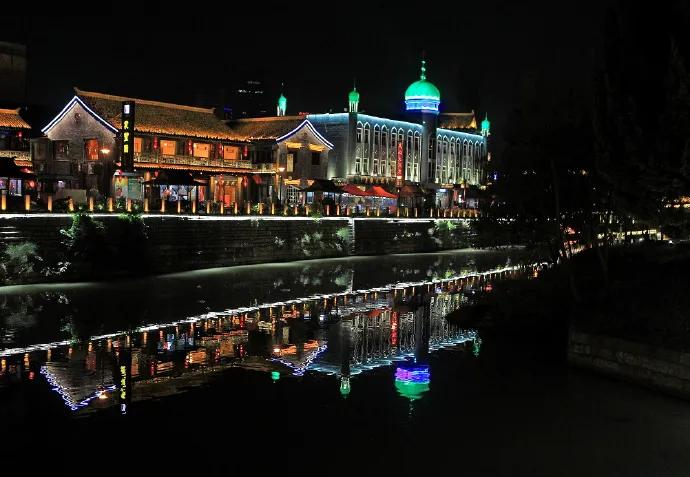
[405,59,441,114]
[404,79,440,101]
[348,88,360,103]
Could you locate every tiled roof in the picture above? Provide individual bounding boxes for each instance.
[0,108,30,129]
[227,116,306,141]
[74,88,246,141]
[438,112,477,130]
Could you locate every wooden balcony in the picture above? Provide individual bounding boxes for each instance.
[134,152,254,171]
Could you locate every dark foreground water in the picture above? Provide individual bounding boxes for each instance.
[1,249,689,475]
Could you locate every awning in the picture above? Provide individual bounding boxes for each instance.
[341,183,368,196]
[365,185,397,199]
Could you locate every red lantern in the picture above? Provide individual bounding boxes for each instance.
[153,136,159,150]
[243,145,248,157]
[17,131,22,139]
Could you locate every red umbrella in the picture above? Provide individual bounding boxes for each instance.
[365,185,397,199]
[341,183,368,196]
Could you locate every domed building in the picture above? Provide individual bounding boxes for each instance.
[308,58,489,209]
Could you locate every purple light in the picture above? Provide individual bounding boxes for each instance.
[395,365,430,383]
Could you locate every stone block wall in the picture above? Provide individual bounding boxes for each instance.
[0,214,475,283]
[568,328,690,400]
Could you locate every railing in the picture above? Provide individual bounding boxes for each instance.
[134,152,253,170]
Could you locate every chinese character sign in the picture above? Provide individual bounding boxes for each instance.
[121,101,135,172]
[396,142,404,187]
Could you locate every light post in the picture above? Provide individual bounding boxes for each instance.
[277,166,285,204]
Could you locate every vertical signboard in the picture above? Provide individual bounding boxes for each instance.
[396,142,404,187]
[121,101,135,172]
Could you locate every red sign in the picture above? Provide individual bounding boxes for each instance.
[390,312,399,347]
[396,142,404,187]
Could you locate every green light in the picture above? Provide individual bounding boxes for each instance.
[340,377,351,397]
[348,88,360,103]
[481,114,490,134]
[271,371,280,381]
[395,380,430,401]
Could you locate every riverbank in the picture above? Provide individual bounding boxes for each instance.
[0,214,474,284]
[451,241,690,399]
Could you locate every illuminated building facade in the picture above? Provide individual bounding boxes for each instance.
[226,114,333,202]
[308,60,490,208]
[36,88,276,204]
[0,107,31,165]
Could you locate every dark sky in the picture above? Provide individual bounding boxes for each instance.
[5,2,610,133]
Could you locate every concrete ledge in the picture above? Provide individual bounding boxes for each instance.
[568,328,690,400]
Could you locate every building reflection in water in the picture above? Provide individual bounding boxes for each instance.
[0,265,536,415]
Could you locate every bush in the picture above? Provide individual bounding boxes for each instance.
[0,241,42,284]
[60,212,110,275]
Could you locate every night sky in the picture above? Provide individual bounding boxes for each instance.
[5,1,610,142]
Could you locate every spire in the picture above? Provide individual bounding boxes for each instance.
[420,59,427,81]
[481,113,491,136]
[348,78,360,113]
[277,82,286,117]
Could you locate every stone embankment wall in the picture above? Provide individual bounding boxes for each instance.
[568,329,690,400]
[0,215,473,282]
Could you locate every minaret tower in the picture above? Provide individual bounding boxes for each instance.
[404,57,441,185]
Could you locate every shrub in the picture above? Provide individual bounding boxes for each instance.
[0,241,42,283]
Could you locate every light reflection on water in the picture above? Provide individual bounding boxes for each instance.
[0,248,542,416]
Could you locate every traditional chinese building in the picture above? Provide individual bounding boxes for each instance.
[0,107,31,164]
[227,111,333,205]
[36,88,274,205]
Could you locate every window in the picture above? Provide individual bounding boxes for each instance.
[311,152,320,166]
[160,139,176,155]
[223,145,240,160]
[134,137,143,153]
[356,123,363,143]
[287,152,296,172]
[85,139,99,160]
[54,141,69,156]
[193,142,210,158]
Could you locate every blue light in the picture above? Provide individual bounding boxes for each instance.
[405,98,440,115]
[395,365,430,383]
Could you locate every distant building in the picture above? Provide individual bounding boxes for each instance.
[0,42,27,103]
[229,79,269,119]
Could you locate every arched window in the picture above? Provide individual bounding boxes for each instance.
[363,123,371,174]
[449,138,456,182]
[381,125,388,176]
[373,125,380,175]
[355,122,363,174]
[413,131,421,182]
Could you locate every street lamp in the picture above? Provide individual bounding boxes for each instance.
[277,166,285,204]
